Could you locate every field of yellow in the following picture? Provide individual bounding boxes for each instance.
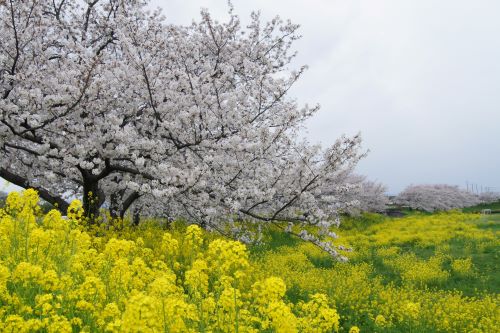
[253,212,499,332]
[0,189,499,332]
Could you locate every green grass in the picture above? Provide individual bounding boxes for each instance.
[463,200,500,213]
[477,213,500,229]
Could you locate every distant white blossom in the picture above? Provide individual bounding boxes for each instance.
[395,184,480,212]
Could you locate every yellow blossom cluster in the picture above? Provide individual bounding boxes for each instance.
[383,253,450,286]
[451,258,475,276]
[0,189,342,332]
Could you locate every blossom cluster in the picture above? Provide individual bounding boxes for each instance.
[395,184,480,212]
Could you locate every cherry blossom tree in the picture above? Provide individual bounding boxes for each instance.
[478,191,500,204]
[343,175,389,215]
[394,184,479,212]
[319,173,388,216]
[0,0,363,258]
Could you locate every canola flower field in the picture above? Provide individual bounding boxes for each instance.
[252,213,499,332]
[0,190,499,332]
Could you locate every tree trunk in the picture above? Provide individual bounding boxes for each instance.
[133,206,141,226]
[119,191,140,220]
[82,179,105,223]
[109,190,123,220]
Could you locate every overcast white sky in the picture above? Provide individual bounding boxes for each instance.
[3,0,499,195]
[148,0,500,194]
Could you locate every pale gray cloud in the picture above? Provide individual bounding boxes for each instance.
[149,0,500,194]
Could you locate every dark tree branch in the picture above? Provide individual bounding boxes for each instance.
[0,167,70,213]
[119,191,140,218]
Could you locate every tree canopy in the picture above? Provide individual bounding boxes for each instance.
[0,0,363,259]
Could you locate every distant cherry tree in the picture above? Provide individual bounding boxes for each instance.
[346,176,389,215]
[478,191,500,204]
[319,173,388,216]
[0,0,363,259]
[395,184,479,212]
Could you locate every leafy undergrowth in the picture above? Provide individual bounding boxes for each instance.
[1,190,499,332]
[252,212,500,332]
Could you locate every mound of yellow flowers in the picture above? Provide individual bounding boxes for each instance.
[0,189,341,332]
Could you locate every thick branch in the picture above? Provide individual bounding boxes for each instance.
[0,167,70,213]
[119,191,140,218]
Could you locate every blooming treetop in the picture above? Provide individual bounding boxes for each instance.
[478,191,500,204]
[0,0,363,258]
[395,184,479,212]
[316,172,388,216]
